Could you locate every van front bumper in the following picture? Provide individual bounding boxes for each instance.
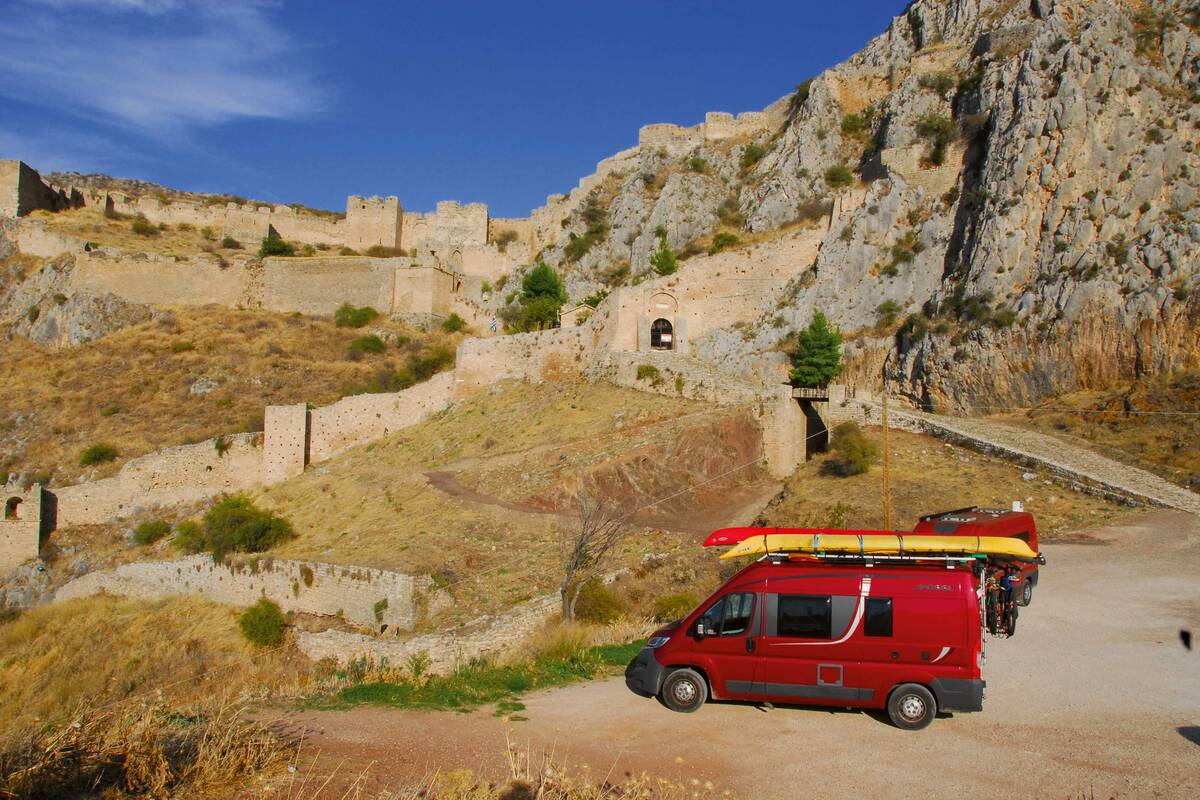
[624,647,665,698]
[930,678,985,712]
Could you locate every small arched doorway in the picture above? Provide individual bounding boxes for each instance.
[650,318,674,351]
[4,497,21,520]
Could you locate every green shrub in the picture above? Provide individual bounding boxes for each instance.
[338,246,358,255]
[688,156,709,174]
[918,73,956,99]
[636,364,660,381]
[349,334,386,354]
[708,232,740,255]
[409,346,455,380]
[198,495,295,561]
[52,293,68,306]
[583,289,609,308]
[916,114,957,166]
[441,313,467,333]
[172,520,205,552]
[132,519,170,545]
[238,598,285,647]
[822,421,878,476]
[170,340,195,353]
[373,597,388,623]
[796,198,833,223]
[840,113,867,137]
[365,245,404,257]
[79,443,118,466]
[130,218,158,237]
[791,79,813,112]
[220,236,241,249]
[573,580,625,624]
[825,164,854,189]
[875,300,902,328]
[652,592,698,622]
[739,143,767,174]
[259,234,295,257]
[334,303,379,328]
[716,196,746,228]
[494,229,519,252]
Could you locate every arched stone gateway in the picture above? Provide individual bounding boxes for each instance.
[4,497,21,520]
[650,318,674,351]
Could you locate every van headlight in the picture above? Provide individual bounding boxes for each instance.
[647,636,670,649]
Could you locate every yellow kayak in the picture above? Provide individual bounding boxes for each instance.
[718,532,1039,561]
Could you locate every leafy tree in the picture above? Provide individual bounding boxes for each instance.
[518,295,563,331]
[650,235,678,276]
[198,495,294,561]
[521,262,567,304]
[789,311,844,388]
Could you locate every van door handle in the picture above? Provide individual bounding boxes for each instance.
[746,637,756,653]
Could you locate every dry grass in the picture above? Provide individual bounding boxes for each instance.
[27,206,245,257]
[0,595,313,732]
[759,428,1136,539]
[0,698,290,800]
[257,381,741,625]
[0,306,461,484]
[994,370,1200,490]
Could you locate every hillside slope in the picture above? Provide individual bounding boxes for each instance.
[533,0,1199,410]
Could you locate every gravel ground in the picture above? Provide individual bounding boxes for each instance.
[281,511,1200,799]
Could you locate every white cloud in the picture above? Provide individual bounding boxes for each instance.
[0,1,325,139]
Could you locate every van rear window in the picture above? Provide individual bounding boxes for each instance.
[864,597,893,637]
[778,595,831,639]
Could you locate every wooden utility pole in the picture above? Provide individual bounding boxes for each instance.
[881,392,893,531]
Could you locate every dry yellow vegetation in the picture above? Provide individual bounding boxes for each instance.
[0,594,311,732]
[28,206,271,257]
[994,370,1200,491]
[759,427,1135,538]
[0,306,461,484]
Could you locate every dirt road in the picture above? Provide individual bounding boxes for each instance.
[282,511,1200,799]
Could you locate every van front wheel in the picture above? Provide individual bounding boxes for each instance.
[887,684,936,730]
[1020,580,1033,607]
[660,668,706,713]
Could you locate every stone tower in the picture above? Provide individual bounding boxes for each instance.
[1,483,44,575]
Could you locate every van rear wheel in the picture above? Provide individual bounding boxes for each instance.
[659,668,706,713]
[887,684,936,730]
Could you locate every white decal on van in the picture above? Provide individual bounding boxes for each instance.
[930,646,952,663]
[776,576,871,647]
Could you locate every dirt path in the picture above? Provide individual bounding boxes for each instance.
[875,404,1200,514]
[279,511,1200,799]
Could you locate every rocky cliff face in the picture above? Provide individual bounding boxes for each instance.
[540,0,1200,411]
[0,223,155,347]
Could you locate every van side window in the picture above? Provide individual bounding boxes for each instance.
[864,597,893,637]
[1013,532,1030,542]
[721,592,755,636]
[698,592,755,637]
[778,595,831,639]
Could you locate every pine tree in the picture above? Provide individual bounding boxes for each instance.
[520,261,567,304]
[650,234,678,276]
[789,311,844,388]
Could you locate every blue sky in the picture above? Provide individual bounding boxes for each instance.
[0,0,906,217]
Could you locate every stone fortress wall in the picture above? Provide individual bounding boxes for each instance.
[56,554,430,631]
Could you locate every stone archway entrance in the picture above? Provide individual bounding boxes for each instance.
[650,318,674,351]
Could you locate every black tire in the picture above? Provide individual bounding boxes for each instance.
[659,668,707,713]
[1019,580,1033,607]
[887,684,937,730]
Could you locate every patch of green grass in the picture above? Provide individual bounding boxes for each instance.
[306,639,645,713]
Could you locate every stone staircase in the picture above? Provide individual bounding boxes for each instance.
[858,403,1200,515]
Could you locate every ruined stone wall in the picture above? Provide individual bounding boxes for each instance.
[0,160,75,217]
[454,324,595,396]
[14,222,88,258]
[1,485,42,576]
[260,256,397,314]
[54,434,262,526]
[55,554,425,630]
[262,404,307,484]
[432,201,488,246]
[393,265,452,315]
[308,371,455,462]
[71,250,252,307]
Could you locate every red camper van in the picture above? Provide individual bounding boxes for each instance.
[626,557,987,730]
[913,507,1040,606]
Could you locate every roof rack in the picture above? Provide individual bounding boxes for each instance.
[917,506,980,522]
[767,552,982,565]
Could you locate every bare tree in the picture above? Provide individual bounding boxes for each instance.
[559,490,631,621]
